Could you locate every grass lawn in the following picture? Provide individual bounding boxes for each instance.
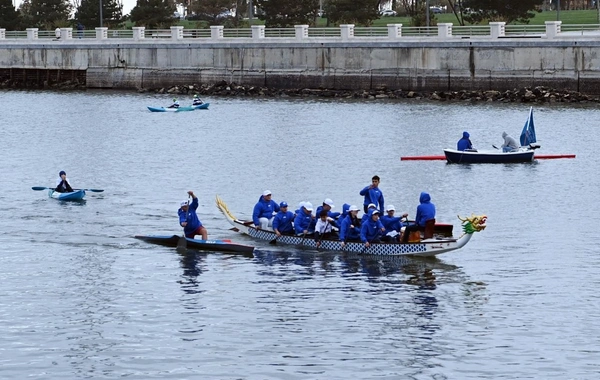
[166,9,600,29]
[369,9,600,26]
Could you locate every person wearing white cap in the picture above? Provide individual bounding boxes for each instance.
[361,203,378,225]
[339,205,361,246]
[252,190,280,230]
[359,175,384,213]
[360,208,385,247]
[178,190,208,240]
[294,202,314,236]
[381,205,408,242]
[315,198,341,226]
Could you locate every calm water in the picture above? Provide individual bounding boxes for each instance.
[1,89,599,379]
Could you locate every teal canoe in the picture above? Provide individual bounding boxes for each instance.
[147,103,210,112]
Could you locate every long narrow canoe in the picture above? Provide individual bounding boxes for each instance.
[135,234,255,254]
[147,103,210,112]
[48,189,86,201]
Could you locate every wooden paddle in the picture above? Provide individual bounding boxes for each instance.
[32,186,104,192]
[177,197,191,249]
[492,145,499,150]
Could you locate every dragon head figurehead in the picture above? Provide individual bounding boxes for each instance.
[458,214,487,235]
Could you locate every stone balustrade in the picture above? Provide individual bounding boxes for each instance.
[0,21,579,42]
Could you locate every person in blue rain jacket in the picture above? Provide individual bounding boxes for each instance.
[272,201,295,236]
[359,175,384,213]
[252,190,280,230]
[360,209,385,247]
[401,192,436,243]
[178,191,208,240]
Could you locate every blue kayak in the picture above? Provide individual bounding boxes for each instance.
[147,103,210,112]
[48,189,86,201]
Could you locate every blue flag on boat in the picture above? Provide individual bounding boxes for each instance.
[520,107,537,146]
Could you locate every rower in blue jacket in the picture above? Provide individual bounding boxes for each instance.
[252,190,280,230]
[272,201,295,236]
[294,202,314,235]
[339,205,361,246]
[360,209,385,247]
[315,198,341,227]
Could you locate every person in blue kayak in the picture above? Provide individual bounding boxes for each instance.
[273,201,295,236]
[192,94,204,106]
[168,98,180,108]
[252,190,280,230]
[360,175,384,213]
[401,192,436,243]
[457,131,473,151]
[501,132,519,152]
[55,170,74,193]
[360,209,385,248]
[178,191,208,240]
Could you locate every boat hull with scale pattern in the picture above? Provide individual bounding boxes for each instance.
[216,196,482,257]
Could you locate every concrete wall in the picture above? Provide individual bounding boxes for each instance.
[1,39,600,93]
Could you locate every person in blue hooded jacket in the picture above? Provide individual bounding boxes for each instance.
[401,192,436,243]
[360,209,385,247]
[178,191,208,240]
[339,205,361,246]
[457,131,473,151]
[360,175,384,213]
[252,190,280,230]
[273,201,295,236]
[294,202,314,236]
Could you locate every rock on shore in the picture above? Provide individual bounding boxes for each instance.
[142,81,600,103]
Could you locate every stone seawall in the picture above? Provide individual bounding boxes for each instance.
[1,39,600,94]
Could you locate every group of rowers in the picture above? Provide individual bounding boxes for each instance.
[252,176,436,247]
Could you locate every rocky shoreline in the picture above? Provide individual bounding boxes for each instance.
[144,81,600,103]
[2,77,600,103]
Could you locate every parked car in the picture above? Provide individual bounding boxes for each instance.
[379,9,397,17]
[429,6,443,14]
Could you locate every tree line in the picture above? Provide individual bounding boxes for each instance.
[0,0,544,31]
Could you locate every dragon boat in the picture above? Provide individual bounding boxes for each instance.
[216,196,486,257]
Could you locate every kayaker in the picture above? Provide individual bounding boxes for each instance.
[252,190,280,230]
[359,175,384,213]
[401,192,436,243]
[457,131,474,151]
[501,132,519,152]
[192,94,203,105]
[55,170,74,193]
[178,191,208,240]
[168,98,180,108]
